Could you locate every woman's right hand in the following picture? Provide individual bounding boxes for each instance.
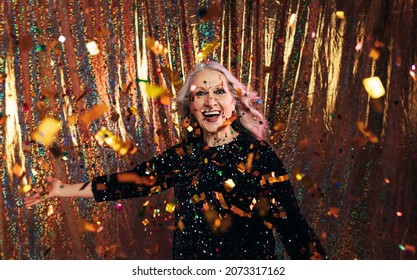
[24,176,62,208]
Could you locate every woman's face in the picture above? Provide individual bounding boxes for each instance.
[189,70,236,135]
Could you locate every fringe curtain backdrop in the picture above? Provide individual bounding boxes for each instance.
[0,0,416,260]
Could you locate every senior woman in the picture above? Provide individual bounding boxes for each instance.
[25,61,327,260]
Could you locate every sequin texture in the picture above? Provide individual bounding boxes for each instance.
[92,133,326,259]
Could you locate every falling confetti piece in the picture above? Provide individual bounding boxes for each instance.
[31,117,62,146]
[76,218,99,233]
[356,121,379,144]
[146,37,168,55]
[165,202,176,213]
[362,76,385,98]
[288,13,296,27]
[142,218,150,226]
[79,103,110,125]
[230,205,252,218]
[86,41,100,55]
[197,40,220,60]
[12,163,25,178]
[327,207,340,218]
[144,84,166,98]
[161,65,183,90]
[217,112,238,131]
[336,11,345,19]
[213,191,229,209]
[223,179,236,192]
[94,127,137,156]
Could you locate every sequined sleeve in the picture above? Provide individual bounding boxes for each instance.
[91,141,186,202]
[256,143,327,259]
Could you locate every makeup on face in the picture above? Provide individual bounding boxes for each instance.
[189,70,236,136]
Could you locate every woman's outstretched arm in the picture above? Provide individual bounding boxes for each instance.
[24,177,93,208]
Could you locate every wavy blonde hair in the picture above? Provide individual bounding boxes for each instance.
[172,61,269,141]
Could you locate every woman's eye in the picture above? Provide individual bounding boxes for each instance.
[195,91,207,96]
[215,89,225,94]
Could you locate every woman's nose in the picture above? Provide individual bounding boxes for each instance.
[204,93,218,107]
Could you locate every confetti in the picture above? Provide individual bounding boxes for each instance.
[217,112,238,131]
[160,65,183,90]
[262,172,289,184]
[12,163,25,178]
[223,179,236,192]
[230,205,252,218]
[336,11,345,19]
[76,218,99,233]
[94,128,137,156]
[288,13,296,27]
[355,121,379,146]
[79,103,110,125]
[30,117,62,146]
[362,76,385,98]
[142,218,150,226]
[86,41,100,55]
[213,191,229,209]
[144,84,166,99]
[197,40,220,60]
[146,37,168,55]
[327,207,340,218]
[165,202,176,213]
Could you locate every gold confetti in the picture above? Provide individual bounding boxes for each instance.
[31,117,62,146]
[355,121,379,146]
[217,112,238,131]
[178,218,185,231]
[288,13,296,27]
[79,103,110,125]
[146,37,168,55]
[22,184,32,193]
[249,198,257,210]
[165,202,176,213]
[230,205,252,218]
[223,179,236,192]
[142,218,150,226]
[327,207,340,218]
[12,163,25,178]
[192,194,201,204]
[263,221,274,230]
[161,65,183,90]
[76,218,99,233]
[144,84,166,98]
[213,191,229,209]
[197,40,220,60]
[336,11,345,19]
[86,41,100,55]
[94,127,137,156]
[362,76,385,98]
[262,172,289,184]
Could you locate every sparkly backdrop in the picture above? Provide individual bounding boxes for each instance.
[1,0,416,260]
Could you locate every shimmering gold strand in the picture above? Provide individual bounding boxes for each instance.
[1,0,417,260]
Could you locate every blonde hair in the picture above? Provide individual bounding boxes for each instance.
[172,61,269,140]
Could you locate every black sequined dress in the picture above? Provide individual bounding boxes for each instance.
[92,132,326,259]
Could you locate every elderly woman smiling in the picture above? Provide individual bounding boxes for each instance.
[24,61,327,260]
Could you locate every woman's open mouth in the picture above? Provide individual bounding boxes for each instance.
[202,110,221,122]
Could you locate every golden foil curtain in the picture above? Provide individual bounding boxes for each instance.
[0,0,416,260]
